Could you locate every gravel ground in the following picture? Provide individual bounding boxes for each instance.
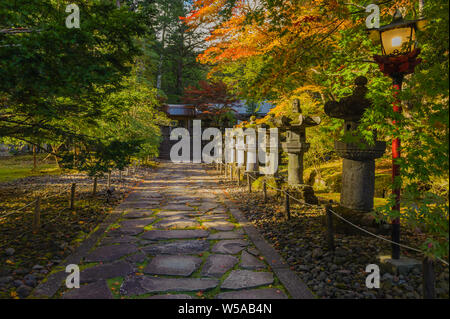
[0,168,150,299]
[218,178,449,299]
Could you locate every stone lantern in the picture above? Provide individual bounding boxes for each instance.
[245,116,259,175]
[277,99,321,204]
[224,129,235,164]
[324,76,386,212]
[235,128,246,168]
[259,113,283,189]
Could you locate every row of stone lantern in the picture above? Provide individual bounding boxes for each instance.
[220,76,385,213]
[221,99,322,205]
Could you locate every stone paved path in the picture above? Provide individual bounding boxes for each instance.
[56,162,312,299]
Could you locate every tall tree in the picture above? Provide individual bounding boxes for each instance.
[150,0,208,102]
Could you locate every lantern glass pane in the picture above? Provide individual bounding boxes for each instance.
[381,27,416,55]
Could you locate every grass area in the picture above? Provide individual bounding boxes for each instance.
[304,158,392,197]
[316,192,388,208]
[0,154,61,182]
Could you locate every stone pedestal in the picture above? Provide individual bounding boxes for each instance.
[244,117,260,175]
[378,255,422,276]
[335,141,386,212]
[236,143,245,168]
[260,119,282,178]
[224,130,236,182]
[341,159,375,211]
[285,184,319,205]
[284,143,308,185]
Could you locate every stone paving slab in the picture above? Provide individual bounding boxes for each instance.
[126,251,147,264]
[201,254,239,278]
[221,270,274,290]
[124,211,155,219]
[107,226,144,236]
[63,280,113,299]
[207,231,244,240]
[142,240,210,255]
[156,211,192,218]
[202,221,235,231]
[144,255,202,276]
[161,204,195,211]
[141,229,209,240]
[200,215,229,220]
[121,202,160,209]
[80,260,133,283]
[148,294,194,299]
[216,288,288,299]
[246,247,260,256]
[240,251,266,270]
[198,203,219,212]
[120,276,219,296]
[153,218,200,229]
[119,218,155,228]
[212,240,248,254]
[100,235,139,246]
[85,244,139,263]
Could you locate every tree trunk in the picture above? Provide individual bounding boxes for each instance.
[33,145,37,171]
[176,57,183,95]
[73,145,77,167]
[51,144,61,169]
[157,26,166,90]
[419,0,425,17]
[92,176,97,195]
[176,30,185,96]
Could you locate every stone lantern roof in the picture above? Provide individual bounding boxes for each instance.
[324,76,371,122]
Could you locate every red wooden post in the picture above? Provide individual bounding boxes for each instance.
[391,76,403,260]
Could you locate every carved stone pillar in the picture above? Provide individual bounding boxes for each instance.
[325,76,386,212]
[277,99,321,205]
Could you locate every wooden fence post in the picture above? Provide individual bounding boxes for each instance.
[285,192,290,220]
[33,197,41,232]
[107,171,111,188]
[237,167,241,186]
[70,183,76,210]
[422,257,436,299]
[263,181,267,203]
[247,173,252,193]
[326,203,335,252]
[92,176,97,195]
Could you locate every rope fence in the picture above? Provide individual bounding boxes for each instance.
[213,163,449,267]
[0,184,71,218]
[0,165,144,250]
[0,166,144,218]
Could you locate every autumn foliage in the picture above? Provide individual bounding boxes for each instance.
[182,0,450,260]
[182,80,237,118]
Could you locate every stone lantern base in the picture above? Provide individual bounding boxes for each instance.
[335,140,386,212]
[283,184,319,205]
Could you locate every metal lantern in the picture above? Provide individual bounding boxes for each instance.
[369,9,424,57]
